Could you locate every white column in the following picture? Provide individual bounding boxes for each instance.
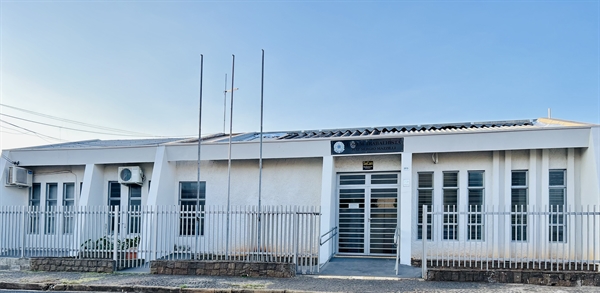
[400,152,412,265]
[319,155,336,265]
[503,150,512,258]
[147,146,177,206]
[567,148,576,206]
[491,151,501,208]
[541,149,549,208]
[79,164,105,207]
[529,149,538,207]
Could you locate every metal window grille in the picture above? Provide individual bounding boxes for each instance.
[511,171,528,242]
[467,171,484,241]
[417,172,433,240]
[443,172,459,240]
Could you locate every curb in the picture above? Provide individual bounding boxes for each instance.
[0,282,328,293]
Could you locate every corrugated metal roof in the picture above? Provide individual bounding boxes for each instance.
[276,119,536,140]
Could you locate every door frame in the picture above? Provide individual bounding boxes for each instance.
[335,171,401,256]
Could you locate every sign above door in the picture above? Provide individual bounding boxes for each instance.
[330,138,404,155]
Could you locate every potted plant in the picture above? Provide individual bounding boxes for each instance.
[120,236,140,259]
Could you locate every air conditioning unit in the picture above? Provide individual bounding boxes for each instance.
[6,166,33,187]
[118,166,144,185]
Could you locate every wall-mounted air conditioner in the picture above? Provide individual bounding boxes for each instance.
[6,166,33,187]
[118,166,144,185]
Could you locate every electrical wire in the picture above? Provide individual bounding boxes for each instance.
[0,105,196,138]
[0,103,152,136]
[0,113,161,137]
[0,118,66,143]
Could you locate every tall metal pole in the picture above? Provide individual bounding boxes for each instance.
[226,55,235,260]
[196,54,203,254]
[223,74,227,134]
[257,49,265,260]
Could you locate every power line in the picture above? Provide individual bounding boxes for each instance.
[0,103,153,136]
[0,104,197,138]
[0,118,66,143]
[0,113,162,137]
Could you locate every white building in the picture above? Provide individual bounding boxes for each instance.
[1,117,599,269]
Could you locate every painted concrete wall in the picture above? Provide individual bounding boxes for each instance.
[174,157,323,207]
[2,165,85,208]
[1,151,30,206]
[579,127,600,206]
[409,148,594,259]
[333,154,401,173]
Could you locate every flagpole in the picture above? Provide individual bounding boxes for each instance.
[195,54,203,254]
[226,54,235,260]
[223,74,227,134]
[257,49,264,261]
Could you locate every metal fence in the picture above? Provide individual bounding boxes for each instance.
[420,205,600,278]
[0,205,321,274]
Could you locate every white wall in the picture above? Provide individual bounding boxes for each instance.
[174,157,323,207]
[579,127,600,206]
[334,154,401,172]
[1,151,30,206]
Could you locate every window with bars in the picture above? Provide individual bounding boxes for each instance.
[108,181,121,233]
[179,182,206,236]
[467,171,484,240]
[62,183,75,234]
[511,171,528,241]
[45,183,58,234]
[29,183,41,234]
[549,170,566,242]
[417,172,433,240]
[443,172,458,240]
[128,185,142,234]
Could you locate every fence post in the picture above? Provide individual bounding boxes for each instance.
[21,206,26,258]
[112,205,119,267]
[294,206,299,273]
[422,205,427,280]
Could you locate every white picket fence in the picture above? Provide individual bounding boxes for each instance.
[0,205,321,274]
[420,205,600,277]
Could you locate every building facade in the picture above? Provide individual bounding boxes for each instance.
[1,117,599,267]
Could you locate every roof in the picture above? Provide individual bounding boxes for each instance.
[9,117,594,151]
[12,138,188,151]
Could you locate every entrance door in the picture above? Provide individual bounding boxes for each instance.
[337,173,399,256]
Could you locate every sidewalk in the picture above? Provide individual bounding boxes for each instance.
[1,270,599,292]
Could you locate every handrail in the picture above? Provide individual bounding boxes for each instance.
[320,226,338,246]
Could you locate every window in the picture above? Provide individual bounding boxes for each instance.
[549,170,566,242]
[108,181,121,233]
[128,185,142,234]
[467,171,484,240]
[63,183,75,234]
[371,174,398,185]
[511,171,528,241]
[443,172,458,240]
[179,181,206,236]
[28,183,41,234]
[45,183,58,234]
[339,174,366,185]
[417,173,433,240]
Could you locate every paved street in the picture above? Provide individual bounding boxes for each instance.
[1,270,600,292]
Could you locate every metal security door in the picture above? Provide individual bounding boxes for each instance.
[338,173,399,256]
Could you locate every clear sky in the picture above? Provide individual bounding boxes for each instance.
[1,0,599,151]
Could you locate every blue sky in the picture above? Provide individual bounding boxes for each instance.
[1,0,598,150]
